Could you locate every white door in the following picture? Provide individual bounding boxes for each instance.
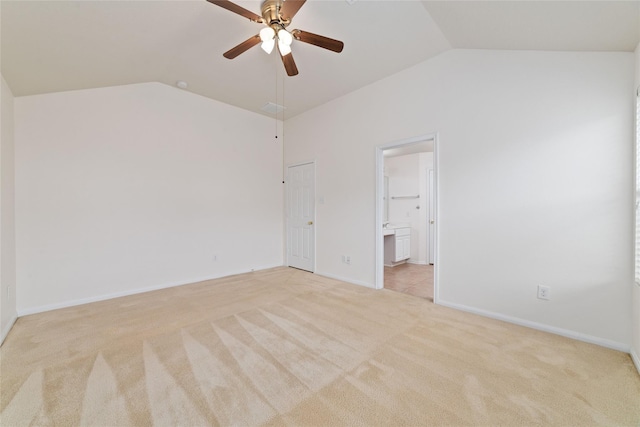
[428,168,435,265]
[287,163,315,272]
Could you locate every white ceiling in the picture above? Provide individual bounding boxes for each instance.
[2,1,639,119]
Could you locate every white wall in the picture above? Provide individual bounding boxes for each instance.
[1,73,17,345]
[285,49,635,350]
[15,82,284,314]
[633,41,640,370]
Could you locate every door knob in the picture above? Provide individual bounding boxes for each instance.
[430,220,434,224]
[308,221,313,225]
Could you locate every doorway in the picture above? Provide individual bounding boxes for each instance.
[375,134,438,302]
[286,162,315,272]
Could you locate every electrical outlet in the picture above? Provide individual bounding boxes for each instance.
[212,254,218,262]
[537,285,550,300]
[345,256,351,265]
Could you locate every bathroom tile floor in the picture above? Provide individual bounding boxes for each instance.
[384,263,434,301]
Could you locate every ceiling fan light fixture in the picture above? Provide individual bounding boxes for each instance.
[259,26,275,42]
[261,38,275,54]
[278,39,292,56]
[208,0,344,75]
[278,28,293,46]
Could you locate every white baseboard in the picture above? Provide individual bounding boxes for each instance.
[17,264,283,317]
[14,266,637,364]
[314,271,376,289]
[631,348,640,376]
[1,313,18,347]
[407,260,428,265]
[436,299,630,353]
[384,261,406,268]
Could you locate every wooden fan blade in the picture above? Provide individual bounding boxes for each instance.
[206,0,263,22]
[292,30,344,53]
[280,51,299,76]
[279,0,306,21]
[223,35,261,59]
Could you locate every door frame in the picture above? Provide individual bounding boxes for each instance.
[375,133,440,303]
[427,168,435,265]
[285,160,316,272]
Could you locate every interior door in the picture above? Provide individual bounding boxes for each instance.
[287,162,315,272]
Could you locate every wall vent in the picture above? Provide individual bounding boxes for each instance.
[261,102,286,114]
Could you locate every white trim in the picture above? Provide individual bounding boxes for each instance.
[432,140,441,304]
[631,348,640,376]
[0,314,18,346]
[636,88,640,286]
[375,148,384,289]
[315,271,376,289]
[407,260,428,265]
[375,133,440,297]
[437,298,630,353]
[17,264,283,317]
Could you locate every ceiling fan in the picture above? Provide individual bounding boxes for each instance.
[206,0,344,76]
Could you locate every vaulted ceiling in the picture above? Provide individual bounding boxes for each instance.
[2,1,639,119]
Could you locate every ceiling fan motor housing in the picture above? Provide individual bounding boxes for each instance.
[261,0,289,28]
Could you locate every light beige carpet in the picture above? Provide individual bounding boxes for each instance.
[1,267,639,426]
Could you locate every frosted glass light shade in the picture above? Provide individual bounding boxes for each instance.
[261,38,275,54]
[278,39,291,56]
[259,27,276,54]
[278,29,293,45]
[260,27,275,42]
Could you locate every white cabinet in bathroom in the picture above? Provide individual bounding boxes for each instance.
[394,228,411,262]
[384,227,411,265]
